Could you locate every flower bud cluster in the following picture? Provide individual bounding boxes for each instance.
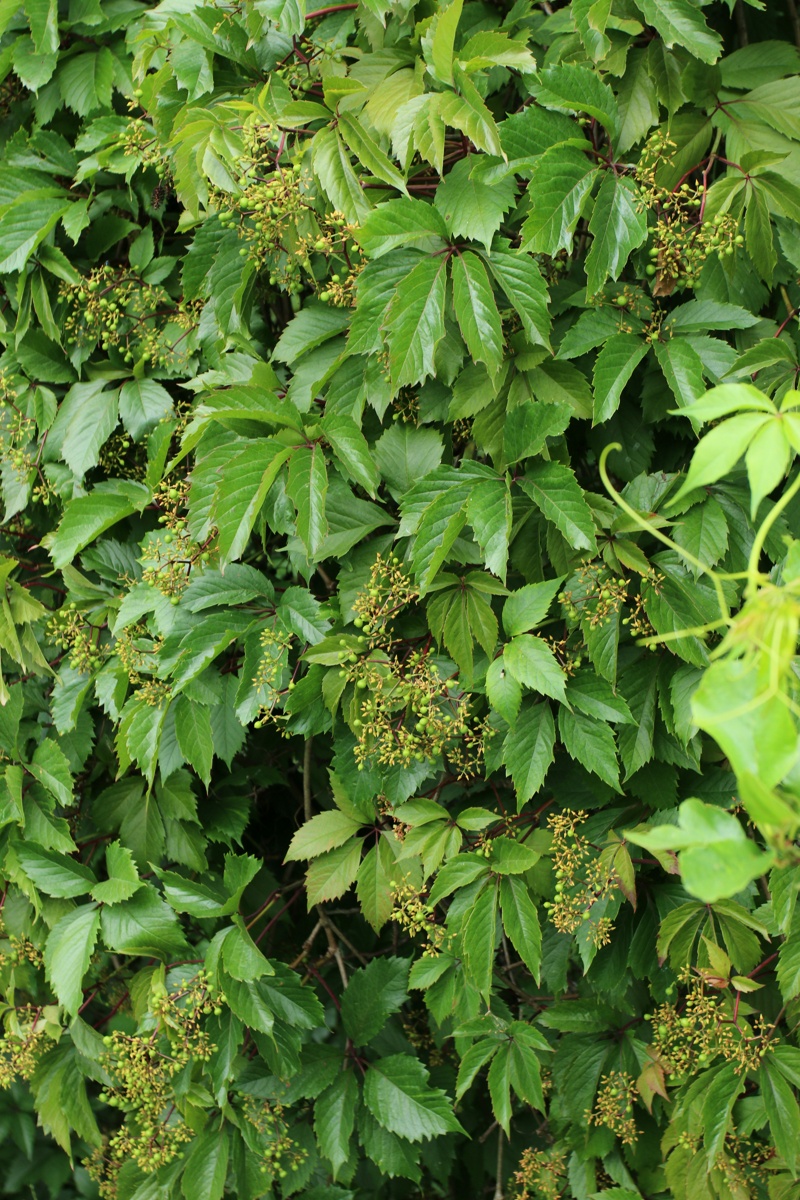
[560,564,629,630]
[390,877,447,954]
[242,1096,307,1179]
[511,1147,567,1200]
[587,1071,638,1145]
[88,973,219,1192]
[252,624,294,728]
[637,132,744,294]
[0,1006,48,1088]
[98,431,147,481]
[47,603,108,674]
[62,267,199,369]
[353,554,419,639]
[0,382,42,499]
[650,975,773,1078]
[141,481,210,601]
[119,117,171,181]
[543,811,620,944]
[115,621,163,687]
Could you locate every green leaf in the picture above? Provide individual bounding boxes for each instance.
[536,65,620,140]
[465,477,512,581]
[58,48,115,117]
[593,333,649,424]
[384,255,448,389]
[486,656,522,725]
[519,462,597,552]
[521,148,598,256]
[487,1043,512,1133]
[312,127,371,224]
[633,0,722,65]
[182,1128,229,1200]
[0,197,70,274]
[585,174,648,296]
[502,700,556,809]
[671,413,770,505]
[423,0,462,85]
[745,183,777,281]
[504,635,567,702]
[673,498,729,573]
[341,957,409,1046]
[174,696,213,788]
[322,414,379,497]
[305,839,362,906]
[500,875,541,983]
[461,880,498,999]
[760,1055,800,1174]
[503,402,572,464]
[503,579,564,637]
[338,113,408,194]
[558,708,621,792]
[15,843,97,898]
[434,157,516,250]
[287,444,329,560]
[363,1055,465,1141]
[285,810,363,861]
[451,251,504,378]
[90,841,142,905]
[427,854,490,905]
[703,1063,744,1166]
[359,200,448,258]
[44,904,100,1016]
[46,488,150,569]
[653,337,706,409]
[626,798,774,902]
[54,381,119,479]
[214,441,294,568]
[119,380,173,442]
[482,250,550,350]
[373,423,443,500]
[315,1072,358,1179]
[100,885,188,959]
[27,741,73,808]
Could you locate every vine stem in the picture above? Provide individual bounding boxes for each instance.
[303,735,313,821]
[746,468,800,597]
[493,1128,505,1200]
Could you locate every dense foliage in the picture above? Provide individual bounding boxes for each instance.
[1,0,800,1197]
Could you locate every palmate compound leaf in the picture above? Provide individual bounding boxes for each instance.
[363,1054,466,1141]
[6,0,800,1193]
